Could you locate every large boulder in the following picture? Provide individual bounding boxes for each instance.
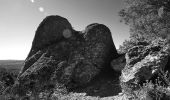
[18,15,73,76]
[120,38,170,92]
[17,15,118,93]
[28,16,73,57]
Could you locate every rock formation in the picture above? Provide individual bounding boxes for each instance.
[6,15,170,100]
[17,15,118,94]
[111,54,126,72]
[18,16,73,76]
[120,38,170,92]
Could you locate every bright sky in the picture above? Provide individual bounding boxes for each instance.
[0,0,129,60]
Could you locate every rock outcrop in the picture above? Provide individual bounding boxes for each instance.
[7,15,170,100]
[18,16,73,76]
[120,38,170,92]
[17,15,118,93]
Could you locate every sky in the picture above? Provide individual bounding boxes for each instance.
[0,0,129,60]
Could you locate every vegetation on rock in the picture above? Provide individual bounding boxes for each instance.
[117,0,170,99]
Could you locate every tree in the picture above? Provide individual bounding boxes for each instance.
[119,0,170,38]
[118,0,170,53]
[118,39,136,54]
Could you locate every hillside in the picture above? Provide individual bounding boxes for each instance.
[0,60,24,75]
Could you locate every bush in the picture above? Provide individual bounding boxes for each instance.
[124,70,170,100]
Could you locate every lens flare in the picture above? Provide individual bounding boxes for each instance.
[30,0,34,3]
[39,7,44,12]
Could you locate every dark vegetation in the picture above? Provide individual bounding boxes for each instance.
[0,60,23,100]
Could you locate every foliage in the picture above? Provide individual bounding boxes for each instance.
[118,0,170,53]
[120,0,170,39]
[121,69,170,100]
[118,38,148,54]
